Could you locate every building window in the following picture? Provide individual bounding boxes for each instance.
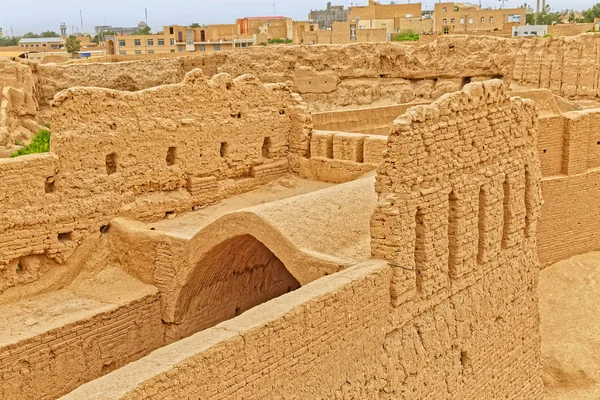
[158,39,164,46]
[451,18,455,23]
[481,17,485,23]
[148,50,154,54]
[469,17,473,24]
[490,16,494,23]
[460,18,465,24]
[350,24,357,40]
[170,49,175,53]
[454,6,460,11]
[169,27,174,34]
[186,30,194,46]
[442,7,447,11]
[443,18,447,23]
[170,38,175,45]
[147,39,154,46]
[178,45,183,52]
[135,50,141,54]
[134,39,141,46]
[119,40,126,46]
[444,26,450,34]
[214,44,221,51]
[119,50,126,55]
[199,45,206,51]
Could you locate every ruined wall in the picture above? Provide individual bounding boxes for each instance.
[534,109,600,265]
[312,102,431,135]
[36,58,186,105]
[299,130,387,182]
[0,293,163,400]
[62,80,543,400]
[0,59,39,146]
[512,33,600,99]
[0,70,311,274]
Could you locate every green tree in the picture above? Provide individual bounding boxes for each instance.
[40,30,60,37]
[133,25,152,35]
[527,5,562,25]
[22,32,40,38]
[582,3,600,22]
[66,35,81,53]
[190,23,201,28]
[0,37,20,47]
[91,31,115,44]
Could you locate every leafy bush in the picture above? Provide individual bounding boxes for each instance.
[267,38,293,44]
[544,33,553,38]
[394,31,420,41]
[10,129,51,158]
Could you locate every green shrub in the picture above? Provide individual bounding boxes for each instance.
[267,38,286,44]
[10,128,51,158]
[544,33,553,38]
[394,31,420,41]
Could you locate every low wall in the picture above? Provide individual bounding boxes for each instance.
[534,109,600,265]
[37,58,186,105]
[312,102,431,135]
[0,70,310,278]
[64,256,542,399]
[298,130,387,182]
[0,292,163,400]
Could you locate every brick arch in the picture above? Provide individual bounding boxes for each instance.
[166,234,301,342]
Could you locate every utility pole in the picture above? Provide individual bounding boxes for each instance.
[80,10,84,34]
[145,8,148,25]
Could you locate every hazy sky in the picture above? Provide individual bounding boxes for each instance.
[1,0,590,36]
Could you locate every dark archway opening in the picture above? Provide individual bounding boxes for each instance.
[167,235,301,342]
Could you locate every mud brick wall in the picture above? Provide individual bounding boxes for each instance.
[0,294,163,400]
[0,70,311,271]
[534,109,600,266]
[36,58,186,105]
[65,259,542,399]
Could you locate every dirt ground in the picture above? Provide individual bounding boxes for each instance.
[540,252,600,399]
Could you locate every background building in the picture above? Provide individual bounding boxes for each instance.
[18,37,65,49]
[348,0,424,35]
[434,2,526,34]
[308,2,349,29]
[513,25,548,36]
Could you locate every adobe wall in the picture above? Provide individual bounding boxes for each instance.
[0,70,311,286]
[36,58,186,105]
[0,293,163,400]
[312,101,431,135]
[65,259,542,400]
[534,109,600,266]
[512,33,600,99]
[63,80,543,400]
[0,59,39,145]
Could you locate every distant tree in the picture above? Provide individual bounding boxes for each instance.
[190,22,201,28]
[91,31,115,44]
[66,35,81,53]
[527,5,562,25]
[582,3,600,22]
[133,25,152,35]
[22,32,40,38]
[40,30,60,38]
[0,37,19,46]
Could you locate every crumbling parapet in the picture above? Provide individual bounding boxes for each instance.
[0,70,312,272]
[371,80,543,305]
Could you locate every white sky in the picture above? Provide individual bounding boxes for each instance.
[1,0,588,36]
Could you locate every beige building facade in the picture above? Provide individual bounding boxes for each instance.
[105,24,256,56]
[348,0,425,34]
[434,2,526,33]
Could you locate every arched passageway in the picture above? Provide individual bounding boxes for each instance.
[107,40,115,55]
[167,234,301,342]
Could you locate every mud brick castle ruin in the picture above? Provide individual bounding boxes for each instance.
[1,33,600,399]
